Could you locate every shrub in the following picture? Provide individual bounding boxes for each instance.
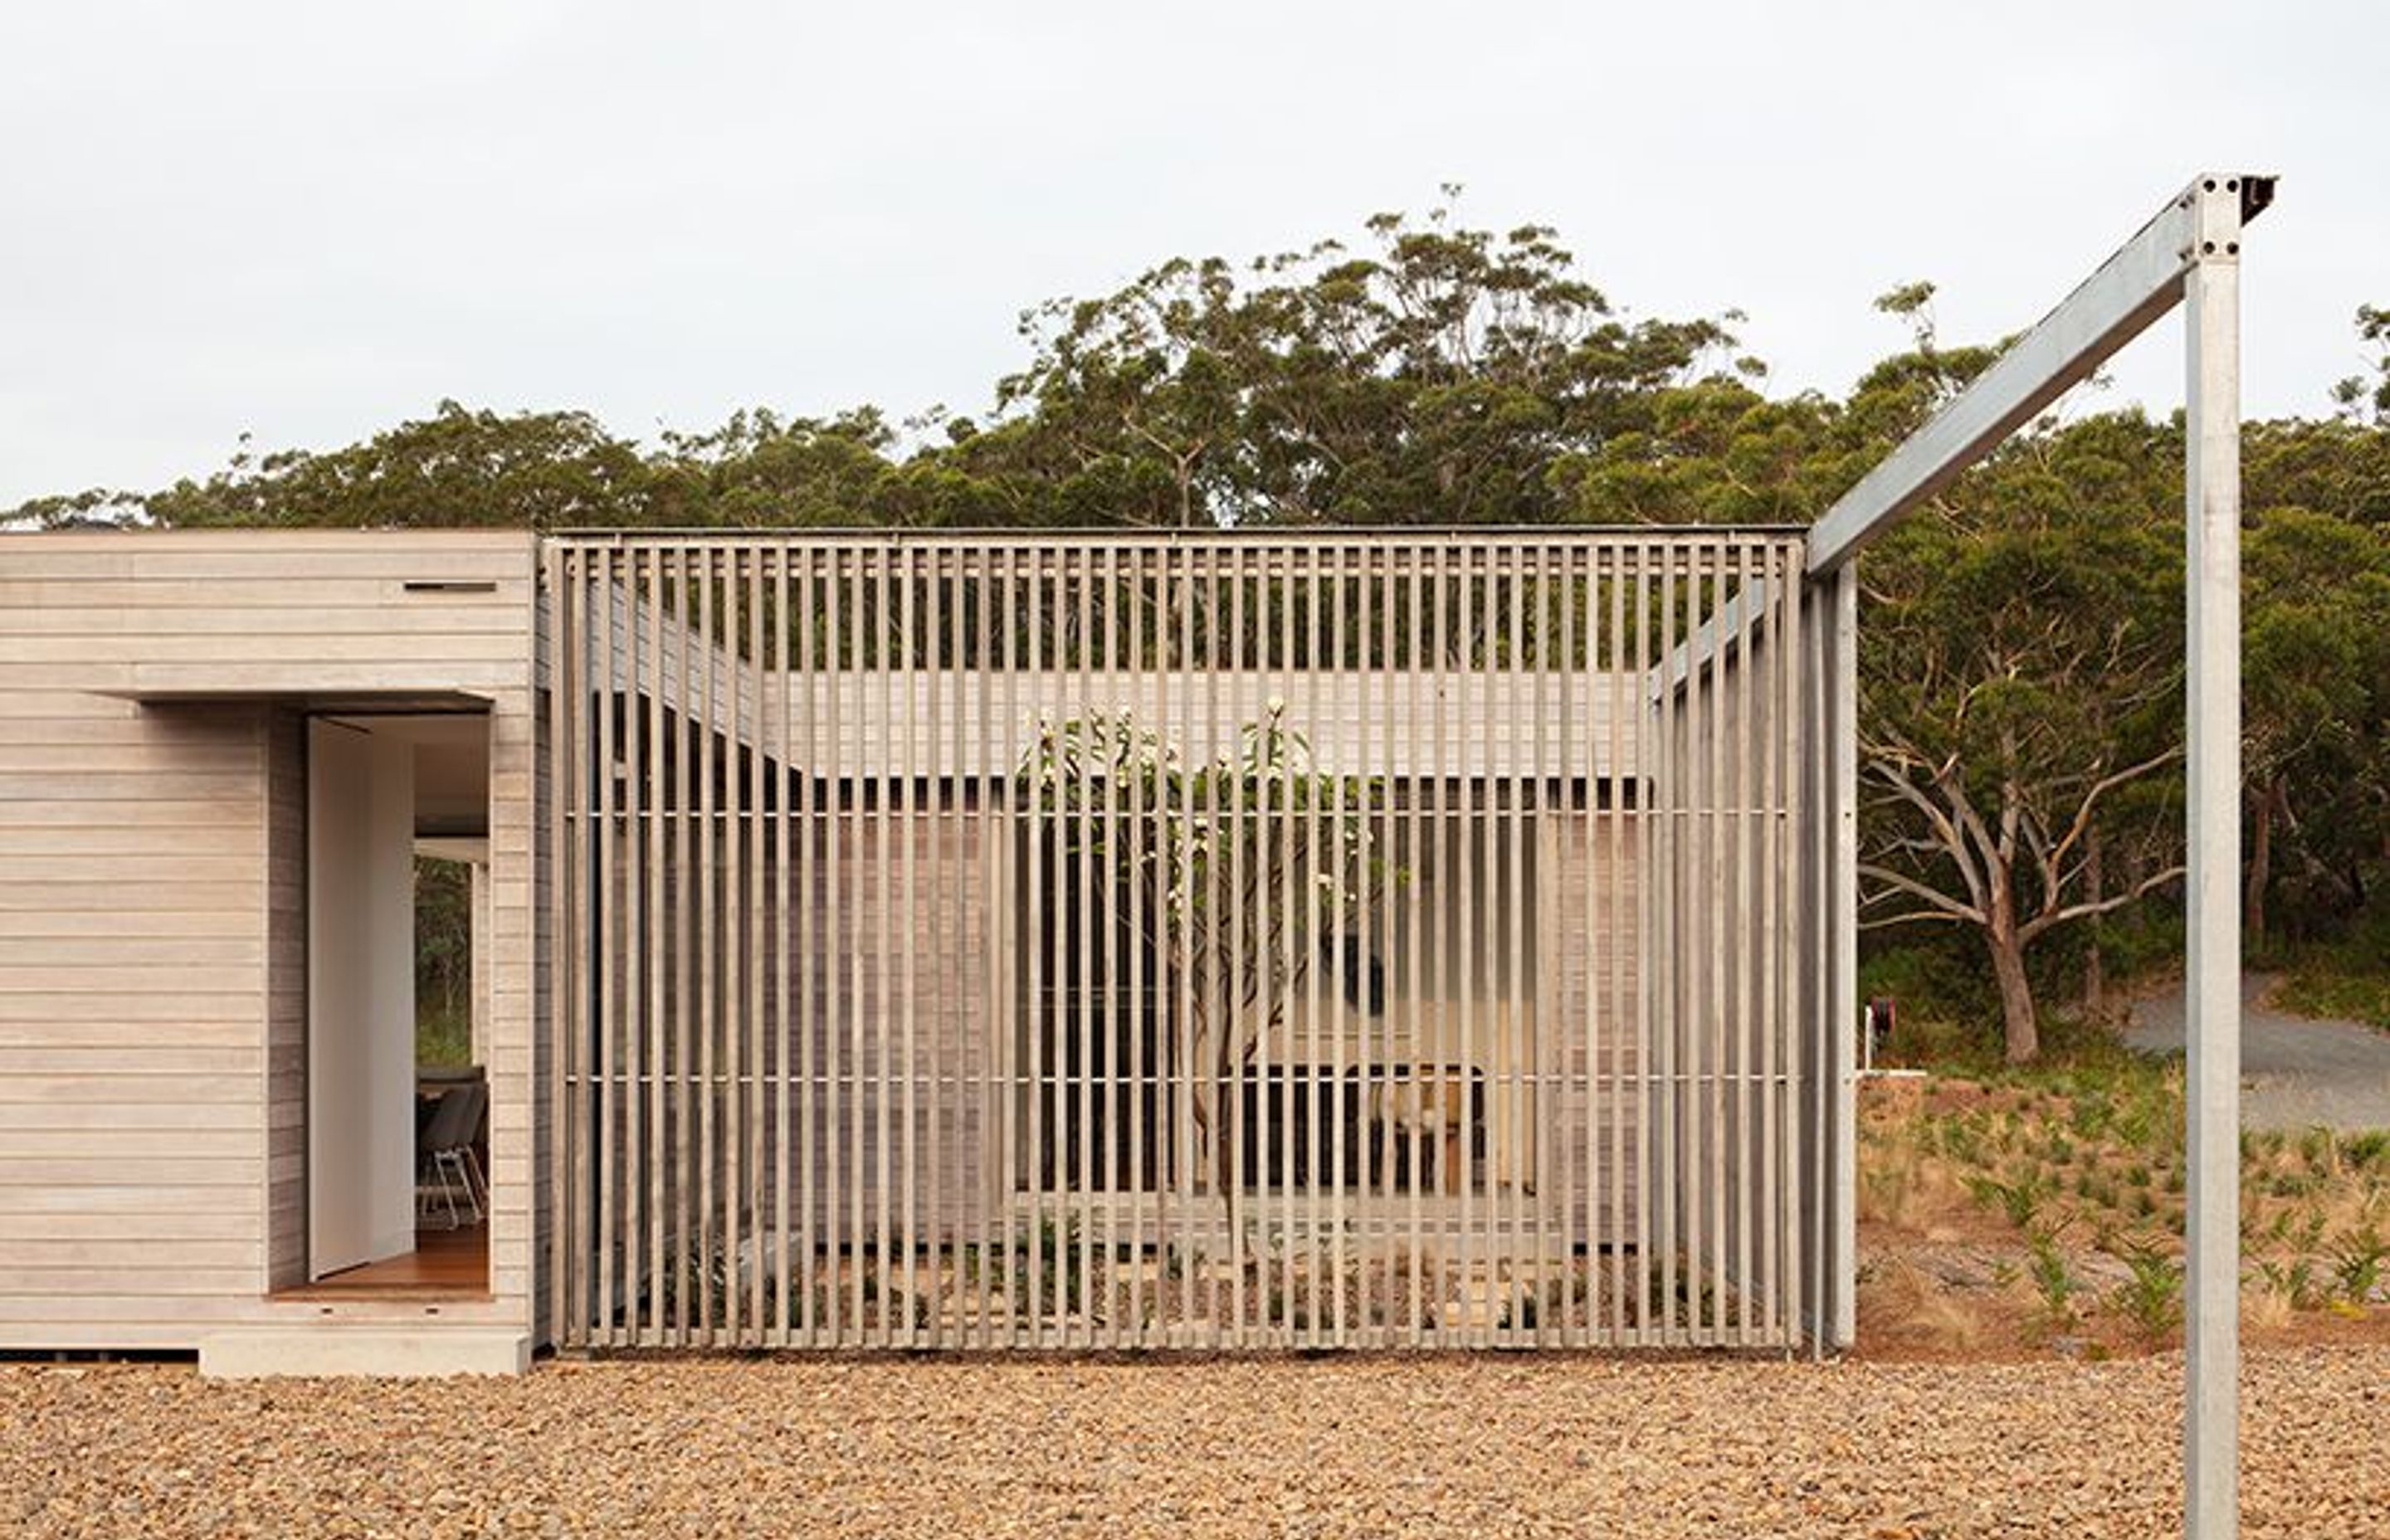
[1966,1172,2051,1232]
[2025,1231,2082,1328]
[2110,1244,2183,1343]
[1860,945,1998,1065]
[2329,1221,2387,1304]
[2255,1256,2322,1311]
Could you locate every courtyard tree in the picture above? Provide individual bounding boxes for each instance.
[1021,701,1396,1227]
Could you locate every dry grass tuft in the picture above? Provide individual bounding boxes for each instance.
[1865,1256,1991,1356]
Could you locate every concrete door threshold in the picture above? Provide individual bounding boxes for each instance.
[198,1327,531,1379]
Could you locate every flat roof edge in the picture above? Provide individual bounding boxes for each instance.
[545,524,1812,541]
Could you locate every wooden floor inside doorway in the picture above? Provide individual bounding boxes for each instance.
[285,1221,490,1300]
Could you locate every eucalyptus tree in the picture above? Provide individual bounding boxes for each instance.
[1854,411,2190,1061]
[141,401,667,529]
[2240,441,2390,941]
[1820,286,2191,1060]
[963,197,1742,528]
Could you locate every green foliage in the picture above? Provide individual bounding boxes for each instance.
[2253,1254,2320,1310]
[1966,1172,2051,1232]
[1845,312,2389,1056]
[2329,1221,2386,1304]
[2329,302,2390,429]
[12,217,2386,1046]
[1009,1216,1088,1319]
[414,856,473,1031]
[415,1005,471,1070]
[2274,965,2390,1034]
[2344,1132,2390,1172]
[412,855,476,1068]
[2076,904,2185,991]
[1871,1044,2383,1352]
[1860,944,1997,1046]
[2024,1231,2082,1328]
[154,403,666,530]
[2109,1243,2183,1343]
[2271,909,2390,1032]
[2240,500,2390,950]
[1856,408,2189,1062]
[978,202,1744,529]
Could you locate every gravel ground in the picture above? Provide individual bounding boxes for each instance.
[3,1348,2385,1538]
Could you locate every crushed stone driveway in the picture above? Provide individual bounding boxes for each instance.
[4,1348,2388,1538]
[2126,972,2390,1131]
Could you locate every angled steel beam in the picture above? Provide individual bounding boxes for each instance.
[1807,173,2275,576]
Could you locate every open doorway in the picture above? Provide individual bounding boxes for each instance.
[293,712,492,1298]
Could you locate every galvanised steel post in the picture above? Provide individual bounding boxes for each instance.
[2183,173,2247,1540]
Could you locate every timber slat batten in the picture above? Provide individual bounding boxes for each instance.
[548,530,1828,1352]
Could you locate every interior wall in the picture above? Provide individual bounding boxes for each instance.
[305,719,417,1277]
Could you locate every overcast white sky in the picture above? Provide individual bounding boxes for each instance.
[2,1,2381,509]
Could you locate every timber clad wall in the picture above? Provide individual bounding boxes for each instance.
[265,708,307,1293]
[0,698,270,1329]
[788,809,993,1246]
[0,532,539,1350]
[1552,813,1642,1250]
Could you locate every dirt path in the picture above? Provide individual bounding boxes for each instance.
[2124,972,2390,1130]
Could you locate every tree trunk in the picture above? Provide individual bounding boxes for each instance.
[2246,776,2276,944]
[2082,826,2107,1017]
[1989,921,2039,1064]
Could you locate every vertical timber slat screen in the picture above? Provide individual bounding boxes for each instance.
[550,531,1823,1351]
